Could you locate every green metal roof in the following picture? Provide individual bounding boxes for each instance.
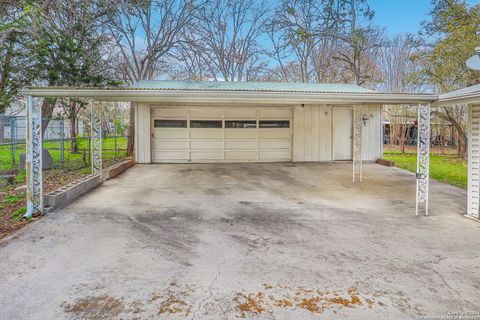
[132,80,374,93]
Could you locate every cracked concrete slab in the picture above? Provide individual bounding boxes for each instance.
[0,163,479,319]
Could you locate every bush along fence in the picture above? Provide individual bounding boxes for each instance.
[0,115,128,186]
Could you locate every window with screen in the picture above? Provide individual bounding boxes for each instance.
[154,120,187,128]
[225,120,257,128]
[259,120,290,128]
[190,120,223,128]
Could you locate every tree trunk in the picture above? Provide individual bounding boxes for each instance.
[70,115,77,153]
[0,34,15,115]
[434,109,467,159]
[41,98,58,137]
[126,103,135,157]
[399,121,407,153]
[405,123,412,148]
[456,127,467,159]
[0,118,5,143]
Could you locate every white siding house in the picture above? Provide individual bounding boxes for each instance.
[133,81,384,164]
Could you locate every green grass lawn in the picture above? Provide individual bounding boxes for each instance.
[0,137,127,183]
[384,151,467,189]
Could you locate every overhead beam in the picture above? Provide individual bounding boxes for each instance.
[19,88,438,105]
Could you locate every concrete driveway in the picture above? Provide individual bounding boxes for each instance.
[0,163,479,319]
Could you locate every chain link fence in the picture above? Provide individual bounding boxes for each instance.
[0,115,128,187]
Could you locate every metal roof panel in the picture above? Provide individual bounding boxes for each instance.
[131,80,375,93]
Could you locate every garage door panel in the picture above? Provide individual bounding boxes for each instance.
[154,151,189,160]
[225,140,257,150]
[153,140,188,150]
[225,129,257,139]
[190,129,223,139]
[258,109,291,119]
[224,108,256,119]
[153,129,188,139]
[259,139,291,149]
[259,150,291,160]
[226,151,257,160]
[191,151,224,160]
[191,140,224,150]
[152,108,187,118]
[259,129,291,139]
[189,108,223,118]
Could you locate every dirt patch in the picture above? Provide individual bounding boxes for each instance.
[157,295,190,316]
[234,292,267,318]
[149,281,194,316]
[233,284,421,318]
[0,165,123,240]
[127,300,144,314]
[63,295,125,320]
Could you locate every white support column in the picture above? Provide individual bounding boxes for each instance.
[415,103,431,216]
[91,101,102,175]
[25,96,43,218]
[467,104,480,219]
[353,105,363,182]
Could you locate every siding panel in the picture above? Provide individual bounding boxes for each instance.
[293,104,381,162]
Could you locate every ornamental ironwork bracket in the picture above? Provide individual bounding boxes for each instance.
[415,104,431,216]
[91,101,103,176]
[25,96,44,218]
[353,105,363,183]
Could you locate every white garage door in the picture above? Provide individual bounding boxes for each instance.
[152,107,292,163]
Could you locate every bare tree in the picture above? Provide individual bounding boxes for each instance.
[108,0,197,83]
[265,0,332,83]
[310,38,343,83]
[376,34,425,93]
[188,0,269,81]
[321,0,383,85]
[266,0,382,85]
[107,0,197,156]
[170,28,213,80]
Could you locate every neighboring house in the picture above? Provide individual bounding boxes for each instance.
[1,104,84,141]
[3,101,25,117]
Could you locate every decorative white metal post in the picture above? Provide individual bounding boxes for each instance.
[25,96,43,218]
[467,104,480,219]
[353,105,363,182]
[91,101,102,175]
[415,104,431,216]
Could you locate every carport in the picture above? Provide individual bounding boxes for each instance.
[19,80,477,220]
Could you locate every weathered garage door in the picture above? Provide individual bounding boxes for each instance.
[152,107,292,162]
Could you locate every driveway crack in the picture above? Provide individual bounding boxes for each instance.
[189,254,227,320]
[431,268,465,301]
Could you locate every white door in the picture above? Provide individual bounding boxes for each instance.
[151,107,292,163]
[333,108,353,160]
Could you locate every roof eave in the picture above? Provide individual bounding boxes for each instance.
[19,88,438,105]
[434,92,480,107]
